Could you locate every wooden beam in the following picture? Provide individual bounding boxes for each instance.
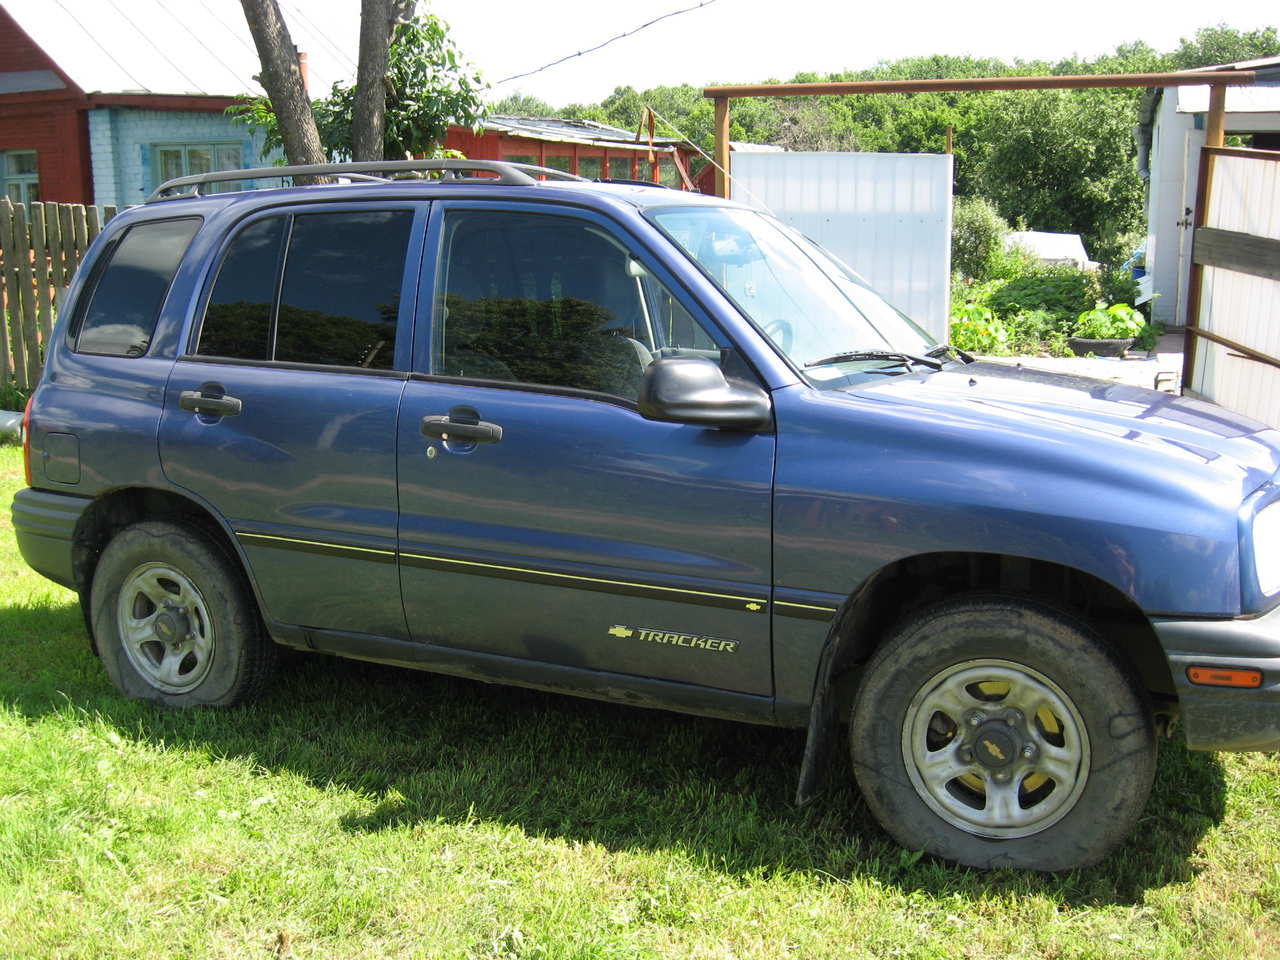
[703,70,1256,99]
[1184,326,1280,372]
[1205,84,1227,148]
[1182,148,1216,390]
[713,96,730,199]
[1193,227,1280,282]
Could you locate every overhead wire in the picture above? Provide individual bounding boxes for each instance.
[52,0,149,92]
[152,0,251,93]
[642,104,774,214]
[280,0,360,74]
[101,0,207,94]
[495,0,719,86]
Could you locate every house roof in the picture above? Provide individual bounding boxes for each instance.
[481,115,684,152]
[1174,55,1280,115]
[2,0,356,98]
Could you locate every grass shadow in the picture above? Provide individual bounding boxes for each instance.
[0,598,1227,907]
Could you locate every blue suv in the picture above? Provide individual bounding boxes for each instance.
[12,160,1280,871]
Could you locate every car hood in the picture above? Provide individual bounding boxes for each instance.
[842,360,1280,497]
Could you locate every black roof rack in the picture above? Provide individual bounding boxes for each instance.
[147,158,588,202]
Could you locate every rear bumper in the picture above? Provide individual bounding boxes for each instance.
[1154,603,1280,752]
[11,487,90,590]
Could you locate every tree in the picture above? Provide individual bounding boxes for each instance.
[353,0,416,161]
[1169,24,1280,69]
[238,0,325,167]
[313,12,485,160]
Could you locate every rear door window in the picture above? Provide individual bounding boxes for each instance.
[73,218,201,357]
[195,209,415,371]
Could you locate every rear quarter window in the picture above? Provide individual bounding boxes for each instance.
[73,218,201,357]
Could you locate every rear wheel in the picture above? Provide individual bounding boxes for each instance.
[850,597,1155,871]
[90,521,275,706]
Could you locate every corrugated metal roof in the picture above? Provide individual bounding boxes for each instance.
[3,0,355,97]
[1175,54,1280,114]
[482,115,683,151]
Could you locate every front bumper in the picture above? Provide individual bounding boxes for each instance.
[1155,602,1280,751]
[11,487,91,590]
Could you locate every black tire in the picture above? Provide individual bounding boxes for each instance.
[849,596,1155,871]
[90,520,276,706]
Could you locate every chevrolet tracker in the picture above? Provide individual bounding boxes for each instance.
[12,159,1280,871]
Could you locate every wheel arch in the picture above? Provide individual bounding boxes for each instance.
[72,485,262,654]
[796,550,1174,805]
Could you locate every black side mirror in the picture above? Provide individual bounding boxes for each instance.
[638,357,773,431]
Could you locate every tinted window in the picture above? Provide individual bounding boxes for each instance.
[275,211,413,369]
[197,216,285,361]
[436,211,722,401]
[75,218,201,357]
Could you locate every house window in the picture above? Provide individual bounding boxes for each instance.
[153,143,243,192]
[2,151,39,204]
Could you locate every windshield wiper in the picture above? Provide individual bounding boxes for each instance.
[926,343,975,363]
[804,349,943,371]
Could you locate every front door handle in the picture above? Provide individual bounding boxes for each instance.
[179,389,242,417]
[421,412,502,444]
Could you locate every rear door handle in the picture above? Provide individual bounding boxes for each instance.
[421,413,502,444]
[179,389,242,417]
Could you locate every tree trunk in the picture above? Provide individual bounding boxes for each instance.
[353,0,416,162]
[240,0,326,170]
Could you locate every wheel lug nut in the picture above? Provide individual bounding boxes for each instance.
[966,711,984,727]
[993,771,1011,783]
[1022,744,1036,759]
[959,747,974,763]
[1004,709,1023,725]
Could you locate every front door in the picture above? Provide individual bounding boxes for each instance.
[397,204,775,695]
[159,203,425,639]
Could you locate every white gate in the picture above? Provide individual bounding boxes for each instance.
[731,151,954,341]
[1184,147,1280,429]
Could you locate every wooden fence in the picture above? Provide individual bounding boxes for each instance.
[1,198,118,393]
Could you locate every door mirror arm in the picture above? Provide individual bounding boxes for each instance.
[638,357,773,431]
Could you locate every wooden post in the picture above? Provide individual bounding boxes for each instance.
[12,203,40,386]
[46,202,65,296]
[58,204,76,274]
[1205,84,1227,148]
[0,199,12,387]
[86,205,103,244]
[1182,148,1218,391]
[946,126,954,155]
[714,96,731,199]
[72,205,89,266]
[29,203,53,347]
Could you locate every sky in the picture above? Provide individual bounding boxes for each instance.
[422,0,1279,106]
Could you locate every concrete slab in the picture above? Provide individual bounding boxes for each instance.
[977,332,1184,393]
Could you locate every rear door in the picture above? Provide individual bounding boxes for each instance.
[396,202,776,695]
[159,202,425,640]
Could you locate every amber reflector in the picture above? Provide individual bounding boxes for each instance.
[1187,666,1263,688]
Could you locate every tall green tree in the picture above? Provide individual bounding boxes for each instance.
[315,12,485,160]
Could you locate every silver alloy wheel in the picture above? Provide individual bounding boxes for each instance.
[115,561,216,693]
[901,658,1090,839]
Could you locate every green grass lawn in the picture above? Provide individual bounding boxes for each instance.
[1,441,1278,958]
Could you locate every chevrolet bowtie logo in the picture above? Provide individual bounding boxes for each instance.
[745,602,763,612]
[983,739,1006,761]
[607,625,634,638]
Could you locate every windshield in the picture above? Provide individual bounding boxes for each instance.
[649,206,937,385]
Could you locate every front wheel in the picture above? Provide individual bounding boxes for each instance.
[90,521,276,706]
[850,597,1155,871]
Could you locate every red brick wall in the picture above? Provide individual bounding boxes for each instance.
[0,7,93,203]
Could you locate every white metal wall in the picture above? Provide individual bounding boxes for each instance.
[730,151,954,341]
[1191,153,1280,429]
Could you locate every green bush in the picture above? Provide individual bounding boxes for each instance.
[1072,303,1145,340]
[949,302,1011,355]
[986,266,1103,327]
[951,196,1009,281]
[1099,267,1140,313]
[0,383,30,413]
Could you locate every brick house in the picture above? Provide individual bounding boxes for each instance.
[444,116,701,189]
[0,0,352,206]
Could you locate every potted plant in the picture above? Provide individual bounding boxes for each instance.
[1069,303,1146,357]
